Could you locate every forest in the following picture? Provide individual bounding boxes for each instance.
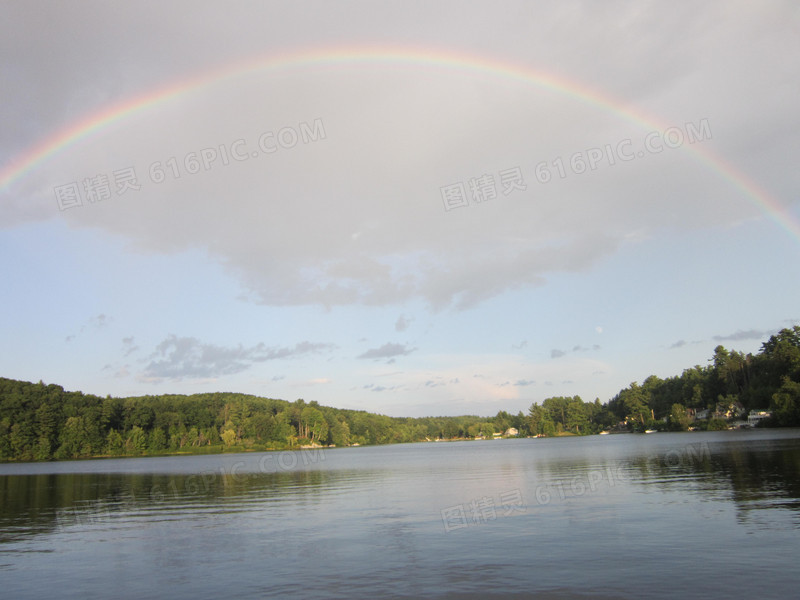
[1,326,798,461]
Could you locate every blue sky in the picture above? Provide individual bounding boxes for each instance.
[2,1,799,417]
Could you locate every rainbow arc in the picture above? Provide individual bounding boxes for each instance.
[1,46,797,240]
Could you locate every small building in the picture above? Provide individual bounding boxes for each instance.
[694,409,710,421]
[747,410,772,426]
[714,401,746,420]
[505,427,519,437]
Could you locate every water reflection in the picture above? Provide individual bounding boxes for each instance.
[0,466,388,544]
[621,434,800,526]
[2,432,800,600]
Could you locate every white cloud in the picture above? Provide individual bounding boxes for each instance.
[6,3,795,313]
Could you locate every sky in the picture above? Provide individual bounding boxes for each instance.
[1,1,799,417]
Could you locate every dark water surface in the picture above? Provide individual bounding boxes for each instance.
[2,429,799,599]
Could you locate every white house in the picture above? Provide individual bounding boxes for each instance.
[747,410,771,426]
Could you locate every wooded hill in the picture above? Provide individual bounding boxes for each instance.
[1,326,798,461]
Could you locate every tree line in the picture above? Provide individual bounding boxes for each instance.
[528,327,800,434]
[1,326,798,461]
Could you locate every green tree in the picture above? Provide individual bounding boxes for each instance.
[619,383,650,429]
[148,428,167,452]
[542,397,570,429]
[271,411,296,446]
[105,429,124,455]
[56,416,88,459]
[9,422,35,460]
[247,413,272,442]
[566,397,589,434]
[669,403,691,431]
[33,436,52,461]
[330,418,351,447]
[0,417,11,460]
[299,406,329,443]
[100,396,123,431]
[528,403,555,436]
[35,402,59,452]
[707,418,728,431]
[126,426,148,454]
[220,428,237,447]
[771,378,800,426]
[185,427,199,447]
[493,411,512,433]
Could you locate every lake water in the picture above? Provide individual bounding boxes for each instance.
[2,429,799,599]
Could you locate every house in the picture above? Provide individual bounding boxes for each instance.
[714,400,746,420]
[693,408,710,421]
[747,410,771,426]
[505,427,519,437]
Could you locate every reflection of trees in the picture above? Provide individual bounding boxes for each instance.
[0,467,379,542]
[622,438,800,525]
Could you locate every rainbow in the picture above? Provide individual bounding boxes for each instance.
[2,45,798,240]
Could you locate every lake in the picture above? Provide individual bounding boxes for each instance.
[2,429,799,599]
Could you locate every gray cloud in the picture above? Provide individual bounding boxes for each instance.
[514,379,536,386]
[712,329,771,342]
[357,342,416,360]
[122,336,139,357]
[395,314,412,332]
[364,383,399,393]
[670,340,687,349]
[142,335,335,380]
[65,314,112,343]
[88,314,110,329]
[551,344,600,358]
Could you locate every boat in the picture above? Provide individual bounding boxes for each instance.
[644,429,657,434]
[599,431,610,435]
